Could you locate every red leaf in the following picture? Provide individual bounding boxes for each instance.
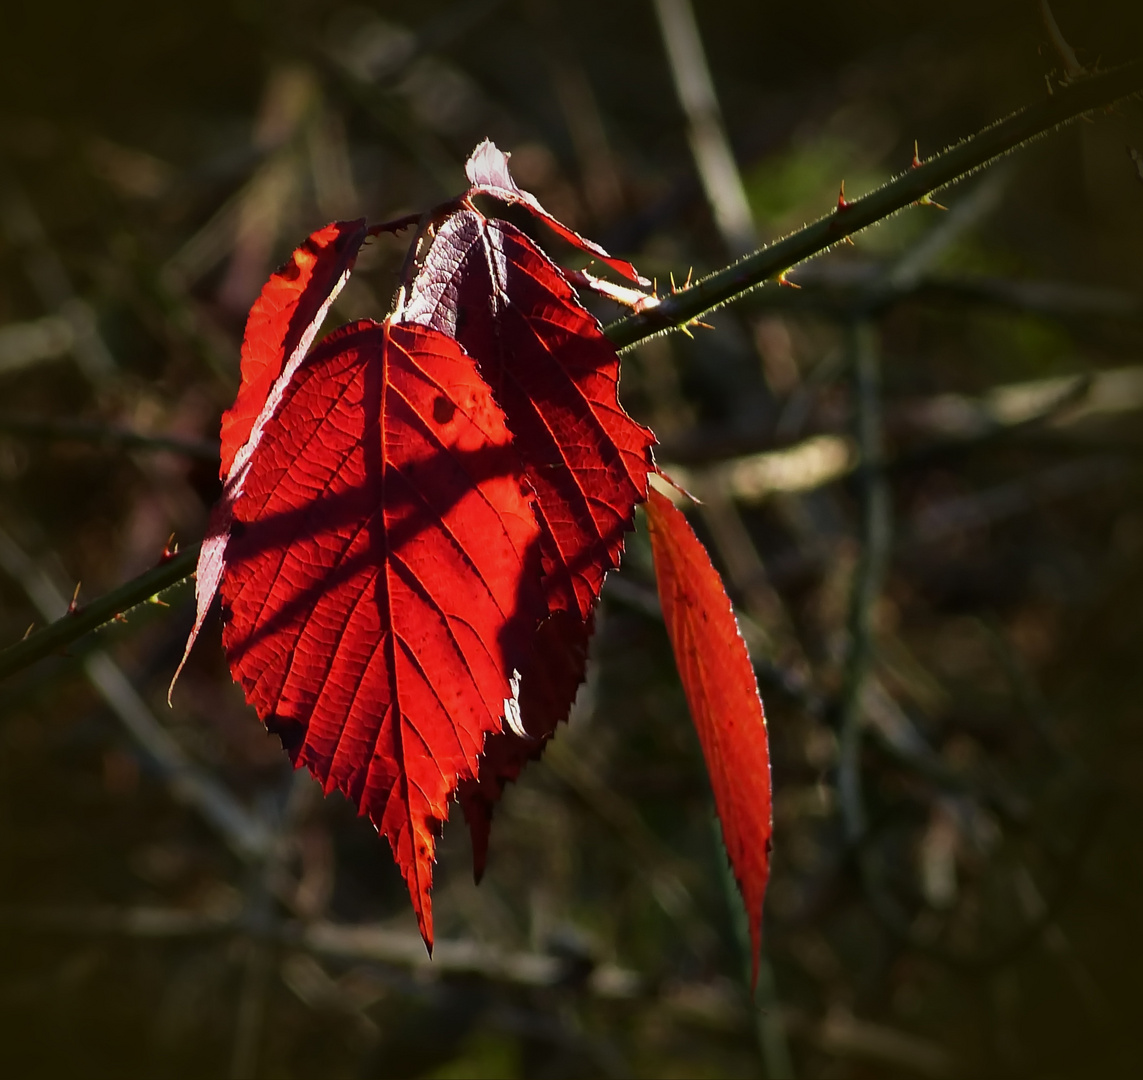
[218,318,546,948]
[220,219,368,478]
[644,486,772,986]
[457,609,592,881]
[464,139,648,285]
[404,208,654,864]
[405,209,655,622]
[171,220,369,693]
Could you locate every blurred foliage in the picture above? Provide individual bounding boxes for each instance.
[2,1,1143,1077]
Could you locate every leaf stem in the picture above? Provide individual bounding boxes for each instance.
[605,59,1143,349]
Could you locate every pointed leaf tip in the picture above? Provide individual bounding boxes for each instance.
[645,487,772,987]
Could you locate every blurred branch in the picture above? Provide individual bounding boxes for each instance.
[0,529,268,859]
[0,166,117,385]
[0,314,74,375]
[743,263,1143,323]
[653,0,757,256]
[0,901,956,1074]
[0,413,220,461]
[837,321,890,845]
[606,59,1143,348]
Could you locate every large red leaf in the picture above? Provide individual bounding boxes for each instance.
[172,220,369,692]
[403,208,654,865]
[465,139,647,284]
[644,486,772,986]
[404,209,654,621]
[218,317,546,947]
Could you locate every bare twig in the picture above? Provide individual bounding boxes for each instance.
[653,0,757,256]
[0,167,117,383]
[836,321,889,844]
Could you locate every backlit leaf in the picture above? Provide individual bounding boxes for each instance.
[405,207,654,863]
[172,220,369,692]
[405,209,654,622]
[645,485,772,986]
[218,318,545,947]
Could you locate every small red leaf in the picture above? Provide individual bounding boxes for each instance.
[220,219,368,478]
[219,318,546,947]
[171,220,369,694]
[465,139,648,285]
[644,486,772,986]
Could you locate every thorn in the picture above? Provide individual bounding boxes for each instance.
[840,235,856,246]
[911,140,923,169]
[914,193,948,210]
[22,623,35,641]
[836,180,851,211]
[67,581,82,615]
[148,594,170,608]
[678,323,695,339]
[778,272,801,289]
[669,270,677,294]
[683,266,694,290]
[114,613,129,624]
[653,467,702,505]
[689,320,715,331]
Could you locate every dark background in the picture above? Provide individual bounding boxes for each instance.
[2,1,1143,1076]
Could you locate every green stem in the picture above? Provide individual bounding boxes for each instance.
[0,544,199,681]
[605,59,1143,349]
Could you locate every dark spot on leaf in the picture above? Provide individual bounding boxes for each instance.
[433,395,457,425]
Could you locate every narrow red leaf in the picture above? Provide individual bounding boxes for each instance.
[644,486,772,986]
[171,220,369,694]
[464,139,648,285]
[219,318,546,948]
[220,219,368,478]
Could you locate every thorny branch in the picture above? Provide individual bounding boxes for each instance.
[605,59,1143,348]
[0,65,1140,679]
